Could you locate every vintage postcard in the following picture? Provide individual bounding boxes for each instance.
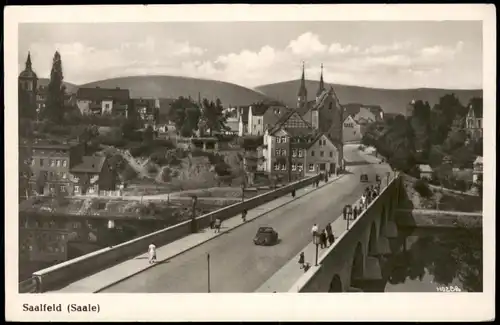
[4,4,496,322]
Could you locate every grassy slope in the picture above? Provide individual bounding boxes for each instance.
[255,79,482,115]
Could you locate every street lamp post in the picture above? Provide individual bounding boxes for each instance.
[207,253,211,293]
[190,195,198,233]
[313,234,320,266]
[241,182,245,202]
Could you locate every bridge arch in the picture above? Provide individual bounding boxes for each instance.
[350,242,364,288]
[380,205,387,235]
[368,222,378,256]
[328,274,343,292]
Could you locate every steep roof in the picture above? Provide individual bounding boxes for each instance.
[307,132,341,150]
[19,52,38,79]
[77,87,130,103]
[251,103,269,116]
[470,103,483,118]
[269,109,313,136]
[70,156,107,174]
[239,106,251,123]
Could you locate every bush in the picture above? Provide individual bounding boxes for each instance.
[414,179,432,198]
[122,165,138,181]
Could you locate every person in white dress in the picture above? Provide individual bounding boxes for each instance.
[148,243,157,264]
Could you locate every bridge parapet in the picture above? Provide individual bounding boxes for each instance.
[289,173,402,293]
[30,173,323,293]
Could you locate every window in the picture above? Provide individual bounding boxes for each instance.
[292,164,296,171]
[276,137,281,144]
[309,164,315,171]
[275,149,280,156]
[253,124,256,129]
[281,136,287,143]
[281,149,286,156]
[292,149,297,157]
[298,150,303,158]
[297,163,304,171]
[478,119,482,128]
[281,164,286,171]
[274,163,280,171]
[40,159,44,167]
[50,160,55,167]
[105,104,110,109]
[60,185,66,192]
[320,151,324,157]
[311,150,315,157]
[330,151,333,158]
[62,173,67,179]
[56,160,61,167]
[258,119,261,125]
[31,159,36,166]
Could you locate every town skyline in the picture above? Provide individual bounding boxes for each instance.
[19,21,482,90]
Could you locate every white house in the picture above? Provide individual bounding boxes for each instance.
[342,115,362,143]
[472,156,483,184]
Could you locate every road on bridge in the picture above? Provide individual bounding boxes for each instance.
[101,145,387,293]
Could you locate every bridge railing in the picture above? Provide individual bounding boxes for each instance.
[30,173,323,293]
[289,172,400,292]
[19,277,39,293]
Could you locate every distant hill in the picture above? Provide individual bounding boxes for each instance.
[77,75,273,106]
[38,78,78,94]
[255,80,483,115]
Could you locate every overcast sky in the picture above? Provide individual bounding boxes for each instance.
[18,21,483,89]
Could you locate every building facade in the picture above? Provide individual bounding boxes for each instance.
[131,98,160,128]
[342,115,362,143]
[304,133,340,175]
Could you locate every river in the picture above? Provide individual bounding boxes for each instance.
[363,227,483,292]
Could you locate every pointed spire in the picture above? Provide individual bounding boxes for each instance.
[26,52,32,70]
[298,61,307,97]
[317,63,325,96]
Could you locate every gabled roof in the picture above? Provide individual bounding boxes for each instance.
[77,87,130,103]
[269,109,313,135]
[306,132,341,150]
[70,156,107,174]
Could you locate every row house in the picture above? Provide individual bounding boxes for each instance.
[264,109,340,181]
[23,141,117,197]
[76,86,130,117]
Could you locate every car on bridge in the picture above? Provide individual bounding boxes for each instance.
[360,174,369,182]
[253,226,279,246]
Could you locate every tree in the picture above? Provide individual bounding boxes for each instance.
[43,51,66,123]
[409,100,432,162]
[202,98,226,136]
[169,96,201,137]
[430,94,465,145]
[143,125,154,143]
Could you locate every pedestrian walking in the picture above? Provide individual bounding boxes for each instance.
[328,231,335,246]
[298,252,305,269]
[148,243,157,264]
[311,223,319,237]
[353,205,359,220]
[360,194,366,210]
[320,230,327,249]
[214,218,222,233]
[241,210,247,222]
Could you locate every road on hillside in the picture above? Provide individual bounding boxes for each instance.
[101,145,388,293]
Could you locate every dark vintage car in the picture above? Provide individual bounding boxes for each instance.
[253,227,279,246]
[360,174,369,182]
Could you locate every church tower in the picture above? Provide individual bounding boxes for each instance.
[18,52,38,119]
[297,61,307,110]
[316,63,325,100]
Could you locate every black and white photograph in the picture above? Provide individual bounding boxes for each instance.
[5,4,495,322]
